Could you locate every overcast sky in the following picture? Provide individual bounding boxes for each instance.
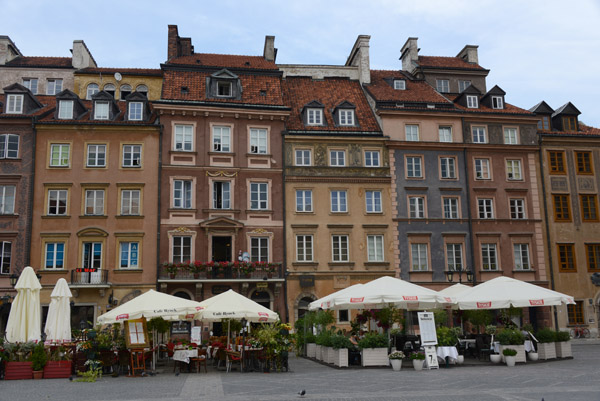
[3,0,599,126]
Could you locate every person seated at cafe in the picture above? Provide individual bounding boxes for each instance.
[349,333,359,346]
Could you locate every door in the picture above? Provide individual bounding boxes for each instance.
[212,236,232,261]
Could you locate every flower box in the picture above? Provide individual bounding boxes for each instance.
[43,361,72,379]
[325,347,334,364]
[333,348,348,367]
[361,348,389,367]
[499,345,526,363]
[4,361,33,380]
[306,343,316,358]
[315,345,322,361]
[537,342,556,360]
[555,341,572,358]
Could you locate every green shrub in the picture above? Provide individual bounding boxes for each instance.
[535,328,556,343]
[496,328,525,345]
[315,330,333,347]
[436,326,458,346]
[30,343,47,371]
[502,348,517,357]
[306,332,316,343]
[463,310,493,332]
[433,309,448,327]
[556,331,571,342]
[409,351,425,360]
[330,334,353,350]
[358,332,388,349]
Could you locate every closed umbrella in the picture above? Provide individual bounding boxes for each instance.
[44,278,72,343]
[5,266,42,343]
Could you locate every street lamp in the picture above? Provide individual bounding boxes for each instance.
[445,266,474,283]
[9,273,18,287]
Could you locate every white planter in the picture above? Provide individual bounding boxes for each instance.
[505,355,516,367]
[333,348,348,367]
[361,348,389,367]
[456,355,464,365]
[412,359,424,371]
[490,354,502,363]
[306,343,316,358]
[555,341,572,358]
[527,352,538,361]
[325,347,335,364]
[390,359,402,371]
[499,345,526,363]
[537,342,556,360]
[315,345,322,361]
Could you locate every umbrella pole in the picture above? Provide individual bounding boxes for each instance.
[227,320,231,350]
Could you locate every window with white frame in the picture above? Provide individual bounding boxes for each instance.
[405,125,419,141]
[443,197,459,219]
[122,144,141,167]
[86,84,99,100]
[332,235,349,262]
[250,128,268,154]
[406,156,422,178]
[50,144,70,167]
[367,235,384,262]
[7,94,23,114]
[94,101,109,120]
[23,78,38,94]
[436,79,449,93]
[339,109,355,126]
[307,108,323,125]
[338,310,349,323]
[331,190,347,213]
[364,150,380,167]
[458,80,471,92]
[58,100,73,119]
[0,185,15,214]
[509,198,526,219]
[296,235,313,262]
[409,196,425,218]
[86,144,106,167]
[394,80,406,90]
[172,236,191,263]
[217,81,232,97]
[411,243,428,271]
[446,243,463,271]
[366,190,382,213]
[506,159,522,180]
[120,242,139,269]
[295,149,311,166]
[481,244,498,270]
[514,244,530,270]
[46,79,63,95]
[128,102,143,120]
[330,150,346,166]
[1,241,11,274]
[121,189,141,215]
[213,181,231,209]
[212,126,231,152]
[466,95,478,108]
[296,190,312,212]
[251,237,269,262]
[47,189,67,215]
[250,182,268,210]
[0,134,19,158]
[120,85,132,100]
[173,180,192,209]
[478,198,494,219]
[472,126,487,143]
[504,128,518,144]
[82,242,102,270]
[492,96,503,109]
[439,126,452,142]
[104,84,116,98]
[84,190,104,215]
[174,125,193,151]
[474,158,490,179]
[440,157,456,179]
[44,242,64,269]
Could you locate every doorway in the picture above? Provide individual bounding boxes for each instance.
[212,236,232,261]
[251,290,271,310]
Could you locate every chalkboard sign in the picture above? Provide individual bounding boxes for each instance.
[124,318,148,348]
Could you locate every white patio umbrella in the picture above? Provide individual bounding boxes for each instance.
[454,276,575,310]
[438,283,472,308]
[44,278,72,343]
[308,283,364,311]
[5,266,42,343]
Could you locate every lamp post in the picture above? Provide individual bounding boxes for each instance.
[9,273,18,287]
[240,318,247,372]
[445,265,474,284]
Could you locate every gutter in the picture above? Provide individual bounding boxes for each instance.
[156,121,163,290]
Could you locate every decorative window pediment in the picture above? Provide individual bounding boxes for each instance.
[207,69,241,99]
[302,100,325,126]
[3,83,42,115]
[125,91,149,121]
[55,89,87,120]
[91,91,120,121]
[481,85,506,110]
[333,101,357,127]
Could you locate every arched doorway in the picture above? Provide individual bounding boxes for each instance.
[172,291,191,300]
[250,290,271,309]
[298,296,314,319]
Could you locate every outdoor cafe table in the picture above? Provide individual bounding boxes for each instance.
[173,349,198,372]
[437,346,459,368]
[241,348,263,372]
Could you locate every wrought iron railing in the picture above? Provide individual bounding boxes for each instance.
[70,269,109,285]
[159,262,283,280]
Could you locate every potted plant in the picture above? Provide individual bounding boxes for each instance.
[305,332,317,358]
[388,350,404,371]
[496,328,525,363]
[162,262,179,278]
[555,330,572,358]
[4,341,35,380]
[535,328,556,360]
[238,261,255,278]
[502,348,517,367]
[189,261,205,279]
[330,334,352,367]
[31,343,48,379]
[358,332,389,367]
[44,346,72,379]
[409,351,425,370]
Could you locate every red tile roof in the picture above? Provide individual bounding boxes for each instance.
[4,56,72,68]
[539,123,600,137]
[167,53,278,70]
[282,77,381,132]
[417,56,485,71]
[366,70,452,104]
[449,95,534,115]
[76,67,162,76]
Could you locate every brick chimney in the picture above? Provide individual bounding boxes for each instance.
[0,35,22,65]
[345,35,371,84]
[400,37,419,73]
[263,35,276,62]
[457,45,479,64]
[71,40,97,69]
[167,25,194,61]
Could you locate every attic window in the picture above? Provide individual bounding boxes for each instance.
[128,102,143,121]
[94,101,109,120]
[86,84,99,100]
[181,86,189,95]
[538,116,550,130]
[104,84,116,98]
[394,80,406,90]
[217,81,232,97]
[120,85,132,100]
[259,90,266,96]
[136,85,148,97]
[307,108,323,125]
[563,116,577,131]
[6,94,23,114]
[492,96,503,109]
[466,95,478,109]
[339,110,355,126]
[58,100,73,119]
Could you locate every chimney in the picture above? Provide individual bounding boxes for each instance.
[0,35,22,65]
[168,25,179,61]
[457,45,479,64]
[345,35,371,84]
[263,36,276,62]
[71,40,97,69]
[400,37,419,73]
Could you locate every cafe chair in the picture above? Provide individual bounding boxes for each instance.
[192,349,208,373]
[226,350,242,373]
[475,336,492,361]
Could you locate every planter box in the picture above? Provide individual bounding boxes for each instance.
[499,345,526,363]
[537,342,556,360]
[361,348,389,367]
[556,341,572,358]
[315,345,322,361]
[5,361,33,380]
[332,348,348,367]
[44,361,72,379]
[306,343,316,358]
[325,347,335,364]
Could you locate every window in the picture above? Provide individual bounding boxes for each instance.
[405,125,419,141]
[173,180,192,209]
[84,190,104,215]
[104,84,116,98]
[474,158,490,179]
[581,195,598,221]
[58,100,73,119]
[250,182,268,210]
[212,126,231,152]
[458,80,471,92]
[439,126,452,142]
[0,241,11,274]
[296,235,313,262]
[481,244,498,271]
[0,134,19,158]
[514,244,530,270]
[409,196,425,218]
[251,238,269,262]
[538,116,550,130]
[364,151,380,167]
[472,126,487,143]
[82,242,102,270]
[94,101,109,120]
[331,190,347,213]
[492,96,503,109]
[510,199,526,219]
[339,109,354,126]
[553,194,571,221]
[338,310,349,323]
[440,157,456,179]
[411,243,428,271]
[394,80,406,90]
[172,236,191,263]
[478,198,494,219]
[128,102,143,120]
[173,125,193,151]
[136,85,148,97]
[406,156,422,178]
[466,95,478,108]
[296,190,312,212]
[50,144,70,167]
[217,81,232,97]
[503,128,518,144]
[86,84,99,99]
[443,197,459,219]
[567,301,585,325]
[575,151,593,174]
[366,190,382,213]
[330,150,346,166]
[0,185,15,214]
[122,144,141,167]
[446,244,463,271]
[307,108,323,125]
[548,151,566,174]
[563,116,577,131]
[47,79,64,94]
[86,144,106,167]
[587,244,600,272]
[506,160,522,180]
[120,85,132,100]
[213,181,231,209]
[367,235,384,262]
[558,244,576,272]
[121,189,140,215]
[6,94,23,114]
[23,78,38,94]
[436,79,449,93]
[47,189,67,215]
[295,149,311,166]
[332,235,349,262]
[249,128,268,154]
[45,242,64,269]
[120,242,139,269]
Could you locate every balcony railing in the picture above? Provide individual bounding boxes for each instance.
[159,262,283,281]
[70,269,109,286]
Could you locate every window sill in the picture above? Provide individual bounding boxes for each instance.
[0,214,18,218]
[245,209,273,214]
[121,166,142,169]
[116,215,144,219]
[513,269,535,273]
[80,215,108,219]
[208,151,235,156]
[169,208,197,212]
[169,150,198,155]
[246,153,272,157]
[42,215,71,219]
[0,158,22,161]
[364,262,390,267]
[114,269,143,273]
[202,208,240,214]
[328,262,355,268]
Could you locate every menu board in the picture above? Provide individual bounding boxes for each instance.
[417,312,437,346]
[125,318,148,348]
[191,326,202,344]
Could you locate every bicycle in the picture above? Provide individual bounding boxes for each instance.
[569,325,591,339]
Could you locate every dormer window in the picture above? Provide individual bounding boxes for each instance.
[94,101,109,120]
[492,96,503,109]
[58,100,73,119]
[339,109,355,126]
[6,94,23,114]
[307,109,323,125]
[394,80,406,90]
[538,116,550,130]
[563,116,577,131]
[128,102,143,121]
[120,85,131,100]
[86,84,99,100]
[217,81,232,97]
[104,84,116,98]
[467,95,478,108]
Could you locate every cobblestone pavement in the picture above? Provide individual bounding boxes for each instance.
[2,340,599,401]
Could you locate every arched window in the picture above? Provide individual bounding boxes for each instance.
[298,296,314,319]
[103,84,115,98]
[136,85,148,97]
[173,291,191,300]
[86,83,99,100]
[120,84,132,100]
[250,290,271,309]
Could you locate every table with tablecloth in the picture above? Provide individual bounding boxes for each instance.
[173,349,198,364]
[436,346,459,367]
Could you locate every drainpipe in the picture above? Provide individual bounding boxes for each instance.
[156,122,163,291]
[462,118,476,285]
[281,129,290,323]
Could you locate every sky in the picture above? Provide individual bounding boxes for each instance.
[2,0,600,126]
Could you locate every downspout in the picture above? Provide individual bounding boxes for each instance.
[282,128,290,323]
[462,118,476,285]
[156,121,163,291]
[25,118,37,267]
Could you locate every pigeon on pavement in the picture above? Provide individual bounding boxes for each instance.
[298,389,306,397]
